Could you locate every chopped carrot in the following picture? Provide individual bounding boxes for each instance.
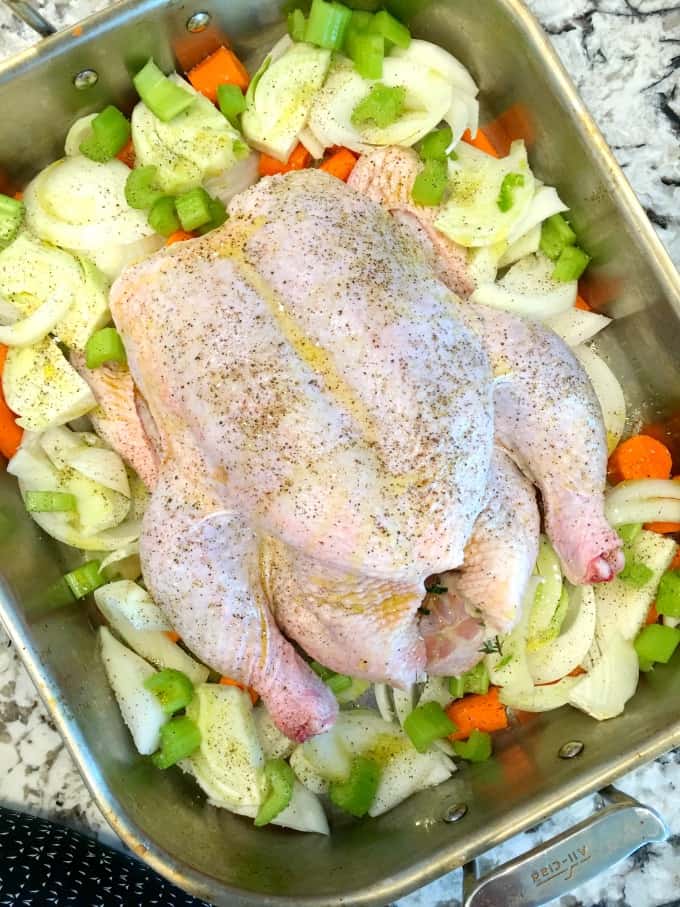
[446,686,509,741]
[319,148,358,181]
[578,273,622,313]
[607,434,673,485]
[645,521,680,534]
[166,230,196,245]
[0,345,22,461]
[645,603,660,625]
[670,549,680,571]
[12,190,23,201]
[219,675,258,704]
[71,24,83,37]
[116,138,135,169]
[188,46,249,101]
[482,103,536,157]
[575,295,591,311]
[461,127,499,157]
[164,630,180,643]
[258,143,311,177]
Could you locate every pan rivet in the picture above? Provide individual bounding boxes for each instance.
[186,11,211,32]
[558,740,584,759]
[443,803,467,823]
[73,69,98,89]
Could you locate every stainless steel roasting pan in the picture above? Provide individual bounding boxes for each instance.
[1,0,680,904]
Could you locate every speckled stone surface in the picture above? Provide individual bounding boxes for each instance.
[0,1,679,905]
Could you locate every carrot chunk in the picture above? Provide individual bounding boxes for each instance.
[188,46,250,101]
[258,143,311,177]
[319,148,358,181]
[574,294,591,311]
[645,603,660,625]
[0,345,22,461]
[166,230,196,245]
[219,675,258,704]
[446,686,509,741]
[116,138,136,169]
[461,127,498,157]
[607,434,673,485]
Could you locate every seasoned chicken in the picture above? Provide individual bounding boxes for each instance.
[111,170,494,738]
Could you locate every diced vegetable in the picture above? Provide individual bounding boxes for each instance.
[608,435,673,485]
[152,715,201,769]
[0,193,24,250]
[305,0,352,51]
[124,165,164,210]
[288,8,307,41]
[411,158,448,206]
[461,126,498,157]
[166,230,195,245]
[403,701,456,752]
[335,677,370,704]
[634,623,680,664]
[134,59,195,122]
[24,490,76,512]
[656,570,680,618]
[144,668,194,714]
[352,84,405,128]
[254,758,296,826]
[452,728,492,763]
[259,143,311,177]
[496,172,525,212]
[217,83,246,127]
[116,138,136,169]
[540,212,576,260]
[85,327,127,369]
[79,106,131,162]
[445,687,508,741]
[319,147,358,180]
[329,755,381,817]
[418,126,453,161]
[64,559,105,598]
[188,46,250,101]
[148,196,181,237]
[544,308,611,348]
[449,661,490,699]
[619,558,654,588]
[552,244,590,282]
[253,706,295,760]
[175,187,213,232]
[219,676,258,704]
[99,627,166,755]
[197,197,227,235]
[370,9,410,48]
[347,30,384,79]
[0,290,74,349]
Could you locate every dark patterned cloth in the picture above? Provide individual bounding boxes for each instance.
[0,805,213,906]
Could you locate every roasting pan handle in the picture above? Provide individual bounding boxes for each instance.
[462,786,668,907]
[2,0,55,36]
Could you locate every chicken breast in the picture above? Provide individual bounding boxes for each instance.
[111,170,493,737]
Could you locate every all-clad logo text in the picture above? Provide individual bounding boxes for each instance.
[530,846,591,887]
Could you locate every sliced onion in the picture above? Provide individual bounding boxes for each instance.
[574,344,626,453]
[527,585,596,684]
[499,675,580,712]
[65,446,131,497]
[496,224,541,269]
[0,293,19,323]
[100,541,140,572]
[95,580,170,632]
[391,686,416,727]
[374,683,396,723]
[471,253,576,318]
[0,291,73,347]
[507,185,568,245]
[605,478,680,525]
[568,629,638,720]
[546,309,611,347]
[64,114,97,156]
[298,127,326,161]
[205,152,260,206]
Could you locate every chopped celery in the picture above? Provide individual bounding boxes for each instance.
[144,668,194,714]
[326,673,353,695]
[254,758,295,826]
[64,560,105,599]
[349,9,374,30]
[448,675,465,699]
[24,491,77,513]
[638,657,655,672]
[124,165,164,210]
[305,0,352,50]
[85,327,127,369]
[347,29,384,79]
[134,60,195,122]
[335,677,370,704]
[0,193,24,250]
[449,661,490,700]
[148,196,180,237]
[197,197,228,235]
[496,172,525,212]
[309,660,363,699]
[453,729,492,763]
[175,187,213,231]
[217,83,246,127]
[370,9,410,48]
[352,84,404,128]
[403,701,455,752]
[288,8,308,41]
[310,660,334,680]
[329,755,380,817]
[619,558,654,589]
[539,212,576,260]
[418,126,453,162]
[552,245,590,282]
[656,570,680,618]
[44,577,76,609]
[411,158,448,206]
[152,715,201,768]
[618,523,643,545]
[80,106,130,162]
[634,623,680,665]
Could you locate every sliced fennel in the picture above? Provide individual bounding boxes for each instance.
[526,537,564,652]
[99,627,166,756]
[591,529,676,642]
[2,338,96,431]
[95,580,171,632]
[253,705,295,760]
[471,252,577,318]
[132,76,249,194]
[100,541,142,580]
[65,446,130,497]
[434,141,534,248]
[24,156,162,279]
[605,479,680,527]
[64,114,97,156]
[496,224,541,269]
[204,151,259,205]
[568,629,638,720]
[527,585,597,684]
[242,43,331,162]
[574,344,626,453]
[308,56,453,154]
[0,290,72,347]
[506,185,568,247]
[466,244,505,290]
[545,309,611,347]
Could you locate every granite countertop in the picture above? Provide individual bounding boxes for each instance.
[1,1,679,905]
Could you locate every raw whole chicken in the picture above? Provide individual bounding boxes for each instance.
[101,164,622,741]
